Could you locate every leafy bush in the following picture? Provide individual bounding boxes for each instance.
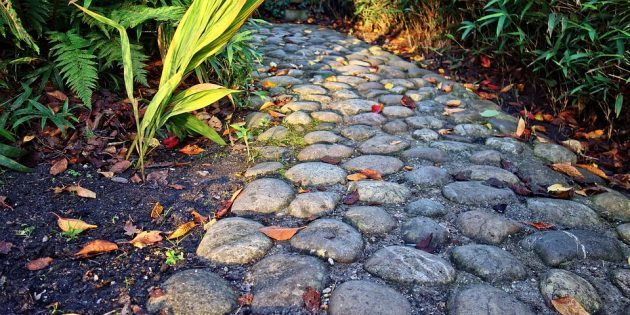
[0,128,31,172]
[460,0,628,127]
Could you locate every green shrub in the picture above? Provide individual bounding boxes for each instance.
[460,0,629,127]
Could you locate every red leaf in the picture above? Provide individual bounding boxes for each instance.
[371,104,384,113]
[525,221,555,230]
[400,95,416,109]
[342,190,359,205]
[238,293,254,306]
[302,287,320,314]
[163,136,179,149]
[415,233,436,253]
[320,156,341,165]
[480,55,491,68]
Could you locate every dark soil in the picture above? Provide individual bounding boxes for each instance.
[0,145,250,314]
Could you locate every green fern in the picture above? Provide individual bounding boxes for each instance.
[110,5,185,28]
[90,32,149,86]
[19,0,50,36]
[48,31,98,108]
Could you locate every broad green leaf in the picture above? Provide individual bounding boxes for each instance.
[480,109,500,117]
[170,114,226,146]
[0,142,25,158]
[615,94,623,118]
[0,154,32,172]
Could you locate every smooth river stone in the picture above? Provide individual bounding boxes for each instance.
[290,219,364,263]
[456,210,523,244]
[456,165,520,184]
[285,162,347,186]
[328,280,412,315]
[341,155,404,175]
[539,269,602,314]
[197,218,272,264]
[448,284,534,315]
[526,198,602,229]
[297,144,353,161]
[288,192,340,218]
[364,246,456,285]
[232,178,295,215]
[344,206,396,235]
[357,135,410,154]
[451,244,527,282]
[443,181,516,205]
[348,180,411,204]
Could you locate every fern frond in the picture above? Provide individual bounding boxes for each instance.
[48,31,98,108]
[0,0,39,53]
[90,32,149,86]
[19,0,51,36]
[110,5,185,28]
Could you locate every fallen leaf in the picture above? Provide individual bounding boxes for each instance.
[74,240,118,257]
[124,220,141,236]
[443,107,465,115]
[445,99,461,107]
[259,101,276,111]
[98,171,114,178]
[26,257,53,271]
[438,128,452,135]
[400,95,416,109]
[54,214,97,232]
[610,174,630,190]
[575,164,608,179]
[167,222,196,239]
[547,183,574,199]
[320,155,341,165]
[261,80,277,89]
[0,241,13,254]
[163,136,179,149]
[360,169,382,180]
[215,188,243,219]
[515,117,526,137]
[499,84,514,93]
[342,190,359,205]
[561,140,584,154]
[238,293,254,306]
[384,82,394,89]
[179,144,205,156]
[415,233,436,253]
[130,174,142,184]
[441,83,453,93]
[128,231,163,248]
[551,296,589,315]
[168,184,184,190]
[575,186,607,197]
[259,226,302,241]
[148,287,166,298]
[110,160,132,174]
[531,125,547,133]
[302,287,321,314]
[508,183,533,196]
[584,129,604,139]
[371,104,384,113]
[47,90,68,101]
[347,173,368,181]
[22,135,35,143]
[0,196,13,210]
[268,110,286,118]
[480,55,491,68]
[50,158,68,176]
[66,184,96,199]
[525,221,555,230]
[298,187,311,193]
[191,210,208,224]
[548,163,584,179]
[479,109,500,117]
[150,202,164,219]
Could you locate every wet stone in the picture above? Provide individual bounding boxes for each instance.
[448,284,534,315]
[340,125,376,141]
[401,146,447,163]
[457,165,520,184]
[328,280,412,315]
[405,115,445,129]
[322,81,352,91]
[539,269,602,314]
[304,131,342,144]
[345,113,387,126]
[246,254,328,313]
[341,155,403,175]
[526,198,602,229]
[146,270,237,315]
[288,192,340,218]
[404,166,450,187]
[311,111,342,123]
[285,162,347,186]
[406,199,447,217]
[383,120,408,134]
[521,230,625,266]
[456,210,522,244]
[348,180,411,204]
[591,190,630,222]
[297,144,353,161]
[285,111,313,125]
[443,181,516,205]
[196,218,272,264]
[451,244,527,282]
[358,135,410,154]
[232,178,295,215]
[533,143,577,164]
[412,128,439,142]
[244,162,284,177]
[470,150,501,165]
[290,219,364,263]
[344,206,396,235]
[364,246,456,285]
[401,217,449,248]
[257,126,288,142]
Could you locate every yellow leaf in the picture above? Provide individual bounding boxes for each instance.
[499,84,514,93]
[128,231,163,248]
[55,214,97,232]
[74,240,118,257]
[262,80,277,88]
[259,101,276,111]
[347,173,368,181]
[149,138,160,148]
[551,296,589,315]
[150,202,164,219]
[549,163,585,179]
[548,183,573,192]
[66,184,96,199]
[515,117,526,137]
[167,221,197,239]
[442,108,465,116]
[384,83,394,89]
[445,99,461,107]
[22,135,36,143]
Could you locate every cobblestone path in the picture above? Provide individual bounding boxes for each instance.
[147,23,629,315]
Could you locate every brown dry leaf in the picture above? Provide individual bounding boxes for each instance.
[499,84,514,93]
[179,144,205,156]
[98,171,114,178]
[66,184,96,199]
[26,257,53,271]
[549,163,584,179]
[547,183,574,199]
[268,110,285,118]
[360,169,382,180]
[445,99,462,107]
[525,221,555,231]
[261,80,277,89]
[49,158,68,176]
[0,196,13,210]
[302,287,321,314]
[110,160,132,173]
[342,190,359,205]
[347,173,368,181]
[551,296,589,315]
[320,156,341,164]
[575,186,607,197]
[150,202,164,219]
[442,107,465,116]
[167,222,197,240]
[74,240,118,257]
[561,139,584,154]
[515,117,526,137]
[54,214,97,232]
[124,220,141,236]
[259,226,303,241]
[400,95,416,109]
[191,210,208,224]
[441,84,453,93]
[0,241,14,254]
[128,231,163,248]
[168,184,185,190]
[575,164,608,179]
[438,128,452,135]
[46,90,68,101]
[584,129,604,139]
[536,135,552,143]
[275,69,289,76]
[215,188,243,219]
[259,101,277,111]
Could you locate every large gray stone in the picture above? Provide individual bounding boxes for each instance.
[406,199,447,217]
[285,162,347,186]
[344,206,396,235]
[401,217,449,248]
[591,190,630,222]
[364,246,455,285]
[448,284,534,315]
[342,155,403,175]
[232,178,295,215]
[304,131,342,144]
[485,137,525,155]
[288,192,340,218]
[147,270,236,315]
[405,116,445,129]
[358,135,410,154]
[348,180,411,204]
[456,165,520,184]
[456,210,523,244]
[328,280,412,315]
[290,219,364,263]
[340,125,376,141]
[526,198,602,229]
[244,162,284,177]
[246,254,327,313]
[404,166,450,187]
[297,144,353,161]
[196,218,272,265]
[534,143,577,164]
[345,113,387,126]
[451,245,527,282]
[401,146,447,163]
[443,181,516,205]
[324,99,376,116]
[539,269,602,314]
[257,126,288,142]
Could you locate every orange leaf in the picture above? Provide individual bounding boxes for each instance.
[347,173,368,181]
[54,214,97,232]
[360,169,382,180]
[499,84,514,94]
[443,107,465,115]
[215,188,243,219]
[66,184,96,199]
[49,158,68,176]
[480,55,491,68]
[575,186,607,197]
[26,257,53,271]
[46,90,68,101]
[575,164,608,179]
[259,226,302,241]
[167,222,197,239]
[150,202,164,219]
[584,129,604,139]
[128,231,163,248]
[438,128,452,135]
[261,80,277,89]
[191,210,208,224]
[548,163,584,179]
[268,110,286,118]
[445,99,461,107]
[515,117,526,137]
[259,101,277,111]
[525,221,555,230]
[74,240,118,257]
[179,144,205,155]
[551,296,589,315]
